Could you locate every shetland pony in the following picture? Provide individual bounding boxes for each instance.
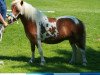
[11,0,87,66]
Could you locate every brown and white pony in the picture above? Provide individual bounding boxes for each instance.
[11,0,87,66]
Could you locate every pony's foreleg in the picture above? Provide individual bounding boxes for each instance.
[29,42,35,63]
[36,22,45,65]
[36,40,45,65]
[69,41,77,64]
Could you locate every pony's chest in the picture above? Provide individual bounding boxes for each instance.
[40,22,58,41]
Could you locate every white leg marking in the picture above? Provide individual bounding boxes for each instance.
[36,22,45,65]
[37,40,45,65]
[29,52,35,63]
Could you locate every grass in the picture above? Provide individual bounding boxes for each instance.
[0,0,100,73]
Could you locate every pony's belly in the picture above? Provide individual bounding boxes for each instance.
[42,36,67,44]
[41,28,69,44]
[43,39,63,44]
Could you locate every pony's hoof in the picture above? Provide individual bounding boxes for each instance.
[82,63,87,66]
[40,61,45,66]
[29,59,34,63]
[69,60,74,64]
[0,61,4,65]
[40,63,44,66]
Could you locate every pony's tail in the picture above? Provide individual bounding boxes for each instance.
[76,19,86,50]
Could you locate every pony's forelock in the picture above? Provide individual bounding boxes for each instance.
[12,0,21,5]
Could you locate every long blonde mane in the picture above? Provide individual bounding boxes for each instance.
[22,2,37,21]
[12,0,47,22]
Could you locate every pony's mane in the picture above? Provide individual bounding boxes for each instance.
[12,0,41,21]
[12,0,49,23]
[22,2,49,23]
[21,2,37,21]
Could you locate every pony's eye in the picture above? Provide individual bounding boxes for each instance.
[13,5,19,13]
[16,9,19,13]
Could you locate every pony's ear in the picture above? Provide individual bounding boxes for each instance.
[20,0,23,6]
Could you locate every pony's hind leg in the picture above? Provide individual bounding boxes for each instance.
[76,39,87,66]
[69,40,77,64]
[80,48,87,66]
[29,42,35,63]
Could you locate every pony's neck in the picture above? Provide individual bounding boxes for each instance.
[21,2,37,21]
[35,10,49,23]
[21,2,49,25]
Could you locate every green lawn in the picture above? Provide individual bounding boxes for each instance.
[0,0,100,72]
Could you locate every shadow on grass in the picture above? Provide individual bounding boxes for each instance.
[54,46,100,72]
[84,46,100,71]
[0,55,30,62]
[0,46,100,72]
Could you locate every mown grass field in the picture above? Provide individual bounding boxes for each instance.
[0,0,100,73]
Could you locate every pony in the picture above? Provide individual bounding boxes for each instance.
[11,0,87,66]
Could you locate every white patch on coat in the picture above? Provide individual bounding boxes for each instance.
[41,21,58,40]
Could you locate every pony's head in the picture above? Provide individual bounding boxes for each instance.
[11,0,37,21]
[11,0,24,18]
